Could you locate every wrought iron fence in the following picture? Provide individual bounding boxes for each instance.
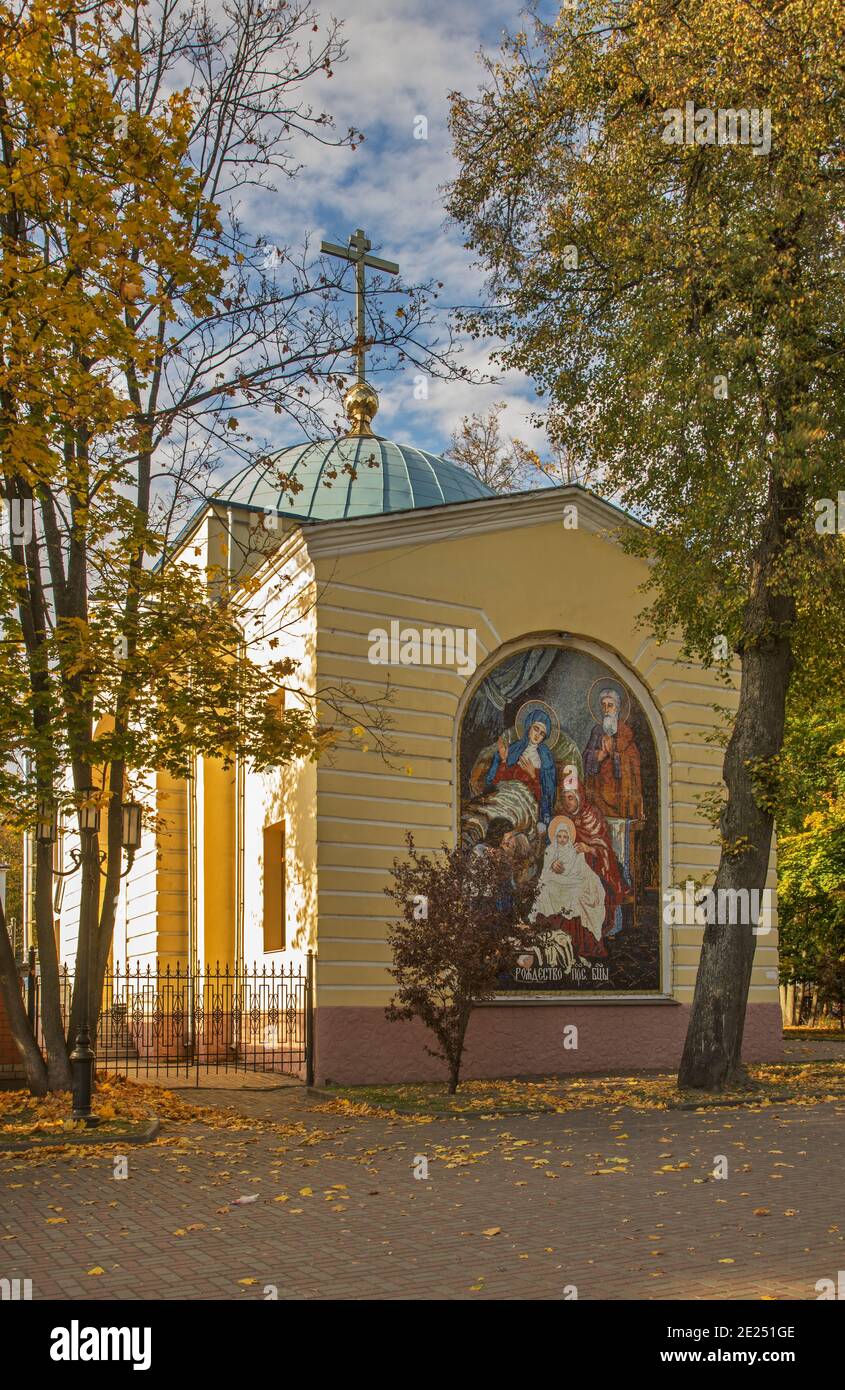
[42,958,313,1081]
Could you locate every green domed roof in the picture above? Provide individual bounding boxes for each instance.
[213,435,494,523]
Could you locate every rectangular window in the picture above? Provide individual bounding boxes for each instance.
[262,820,285,952]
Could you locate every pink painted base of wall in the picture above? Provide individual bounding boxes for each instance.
[314,1002,783,1085]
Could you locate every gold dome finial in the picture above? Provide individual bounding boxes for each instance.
[344,381,379,437]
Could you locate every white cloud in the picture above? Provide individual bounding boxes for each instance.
[230,0,544,457]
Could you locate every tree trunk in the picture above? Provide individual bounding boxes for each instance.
[0,900,47,1095]
[679,481,796,1090]
[33,841,72,1090]
[446,1010,473,1093]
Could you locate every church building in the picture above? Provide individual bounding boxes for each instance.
[55,233,782,1085]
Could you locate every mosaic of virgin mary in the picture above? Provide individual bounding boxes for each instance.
[461,699,581,848]
[459,644,661,994]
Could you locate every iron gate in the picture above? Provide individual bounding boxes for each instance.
[46,957,314,1081]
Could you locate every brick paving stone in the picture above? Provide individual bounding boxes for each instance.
[1,1085,843,1301]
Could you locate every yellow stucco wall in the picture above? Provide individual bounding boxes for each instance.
[301,489,778,1011]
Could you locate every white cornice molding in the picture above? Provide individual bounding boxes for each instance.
[299,485,640,559]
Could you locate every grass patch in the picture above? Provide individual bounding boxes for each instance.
[784,1026,845,1041]
[317,1080,560,1115]
[315,1060,845,1117]
[0,1074,336,1156]
[0,1076,162,1146]
[0,1073,230,1147]
[0,1113,158,1148]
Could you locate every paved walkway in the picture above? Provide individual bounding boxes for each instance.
[136,1070,300,1091]
[1,1085,843,1300]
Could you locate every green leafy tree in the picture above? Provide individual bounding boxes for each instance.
[776,618,845,1023]
[448,0,845,1088]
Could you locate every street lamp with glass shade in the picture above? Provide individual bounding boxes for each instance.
[35,798,57,845]
[121,800,143,855]
[77,786,100,834]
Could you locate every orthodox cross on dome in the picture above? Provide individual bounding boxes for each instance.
[320,227,400,436]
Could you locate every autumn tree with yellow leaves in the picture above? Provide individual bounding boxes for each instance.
[0,0,429,1094]
[448,0,845,1088]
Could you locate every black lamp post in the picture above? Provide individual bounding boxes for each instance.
[71,785,100,1124]
[69,1026,97,1120]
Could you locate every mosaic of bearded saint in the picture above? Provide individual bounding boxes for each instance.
[582,682,645,913]
[583,686,643,821]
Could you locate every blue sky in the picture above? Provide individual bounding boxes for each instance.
[238,0,547,458]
